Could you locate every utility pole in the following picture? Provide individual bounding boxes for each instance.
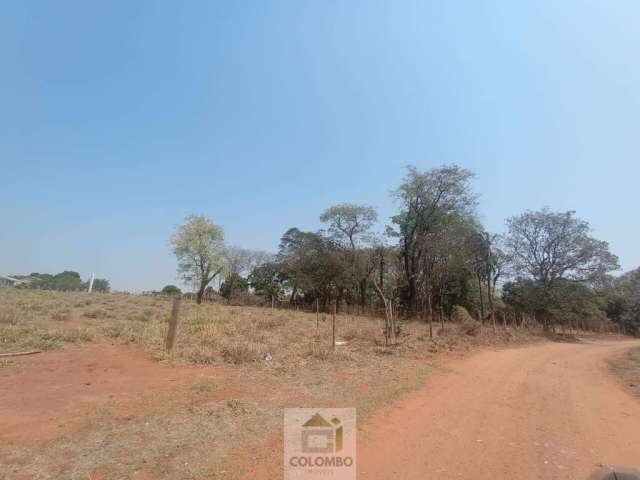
[88,273,95,293]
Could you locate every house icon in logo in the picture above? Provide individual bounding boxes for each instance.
[301,413,343,454]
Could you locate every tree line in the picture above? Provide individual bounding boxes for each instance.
[17,271,110,293]
[171,164,639,336]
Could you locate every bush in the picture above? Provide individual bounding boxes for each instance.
[161,285,182,296]
[305,343,332,360]
[51,310,70,322]
[221,341,262,364]
[461,320,482,336]
[83,308,109,319]
[188,347,218,365]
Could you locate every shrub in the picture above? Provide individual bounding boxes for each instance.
[161,285,182,296]
[83,308,109,319]
[51,310,70,322]
[127,309,154,322]
[304,343,332,360]
[460,319,482,336]
[221,341,262,364]
[188,347,218,365]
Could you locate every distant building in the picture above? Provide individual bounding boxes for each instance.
[0,275,33,287]
[0,276,20,287]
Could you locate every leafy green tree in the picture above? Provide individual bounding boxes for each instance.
[276,228,348,309]
[505,208,619,329]
[161,285,182,296]
[320,203,377,249]
[92,278,110,293]
[171,215,226,304]
[26,271,84,291]
[249,262,285,304]
[219,274,248,300]
[506,208,619,287]
[502,278,547,320]
[389,165,477,315]
[418,214,479,329]
[222,247,271,302]
[548,280,608,332]
[605,268,640,335]
[320,203,378,309]
[468,231,509,325]
[54,271,84,290]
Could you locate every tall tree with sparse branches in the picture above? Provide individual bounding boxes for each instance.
[222,247,272,302]
[390,165,477,316]
[171,215,226,304]
[320,203,378,309]
[505,208,619,327]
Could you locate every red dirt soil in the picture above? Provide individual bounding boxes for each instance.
[0,343,222,445]
[241,338,640,480]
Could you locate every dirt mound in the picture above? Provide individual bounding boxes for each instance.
[451,305,481,336]
[451,305,474,323]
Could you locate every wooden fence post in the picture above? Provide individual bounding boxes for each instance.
[332,300,336,350]
[166,297,181,352]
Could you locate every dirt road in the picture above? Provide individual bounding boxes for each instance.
[358,339,640,480]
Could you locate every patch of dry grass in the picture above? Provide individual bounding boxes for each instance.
[610,346,640,398]
[0,288,543,362]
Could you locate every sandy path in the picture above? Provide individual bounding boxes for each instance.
[357,339,640,479]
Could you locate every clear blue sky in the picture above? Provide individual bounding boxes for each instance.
[2,1,639,291]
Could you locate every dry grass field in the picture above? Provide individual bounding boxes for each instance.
[0,288,541,480]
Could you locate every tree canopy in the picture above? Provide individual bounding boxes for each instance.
[171,215,226,304]
[161,285,182,296]
[20,271,110,293]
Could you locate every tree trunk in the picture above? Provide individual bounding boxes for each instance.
[336,287,344,314]
[486,275,495,332]
[332,301,336,350]
[426,286,433,338]
[407,275,417,317]
[227,276,236,304]
[477,275,485,323]
[370,276,391,347]
[439,287,445,330]
[359,278,367,312]
[196,282,206,305]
